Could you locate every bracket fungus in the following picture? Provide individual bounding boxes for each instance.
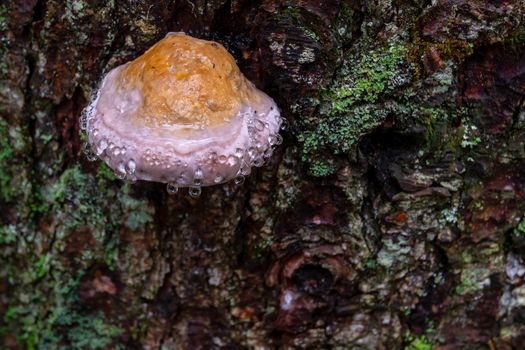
[81,32,284,196]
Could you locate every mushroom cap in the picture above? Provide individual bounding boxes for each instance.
[82,33,282,188]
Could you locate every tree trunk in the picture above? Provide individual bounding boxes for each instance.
[2,0,525,349]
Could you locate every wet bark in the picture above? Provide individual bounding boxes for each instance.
[1,0,525,349]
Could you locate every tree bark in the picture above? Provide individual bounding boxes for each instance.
[1,0,525,349]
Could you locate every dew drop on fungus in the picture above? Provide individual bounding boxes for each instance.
[177,171,187,185]
[189,186,202,197]
[167,183,178,194]
[227,155,239,167]
[193,167,204,186]
[126,159,136,174]
[253,158,264,167]
[117,161,126,174]
[239,161,250,176]
[114,170,126,180]
[280,118,289,131]
[208,152,218,162]
[96,139,108,155]
[254,119,265,131]
[234,175,245,185]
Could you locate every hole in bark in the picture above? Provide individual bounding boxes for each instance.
[292,264,333,296]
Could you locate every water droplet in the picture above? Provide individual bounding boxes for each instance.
[214,175,223,183]
[96,139,108,155]
[254,119,265,131]
[239,161,250,176]
[177,171,187,185]
[92,128,99,137]
[218,155,227,164]
[126,159,136,174]
[208,152,218,162]
[280,118,289,131]
[253,158,264,167]
[117,161,126,174]
[263,148,273,159]
[227,155,239,167]
[113,147,121,156]
[194,167,204,179]
[189,186,201,198]
[120,147,127,155]
[275,134,283,145]
[114,170,126,180]
[80,114,88,130]
[234,175,245,185]
[167,183,178,194]
[235,148,244,158]
[247,147,257,160]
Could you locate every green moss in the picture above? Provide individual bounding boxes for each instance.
[1,268,123,350]
[515,217,525,235]
[454,267,491,295]
[307,158,337,177]
[97,162,116,182]
[296,39,410,175]
[282,6,320,43]
[0,119,14,200]
[503,27,525,53]
[404,335,433,350]
[326,42,407,111]
[0,224,16,244]
[407,34,474,80]
[57,312,123,350]
[0,4,7,31]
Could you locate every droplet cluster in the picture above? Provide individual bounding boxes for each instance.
[81,93,285,197]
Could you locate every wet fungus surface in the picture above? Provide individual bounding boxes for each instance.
[81,33,284,196]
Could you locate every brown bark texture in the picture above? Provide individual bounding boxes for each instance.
[2,0,525,349]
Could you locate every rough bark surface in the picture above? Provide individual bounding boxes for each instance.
[2,0,525,349]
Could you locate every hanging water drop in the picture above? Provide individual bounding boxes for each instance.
[280,118,289,131]
[227,155,239,167]
[194,167,204,186]
[117,161,126,175]
[126,159,136,174]
[254,118,265,131]
[96,139,108,155]
[167,183,178,194]
[189,186,202,197]
[234,175,245,185]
